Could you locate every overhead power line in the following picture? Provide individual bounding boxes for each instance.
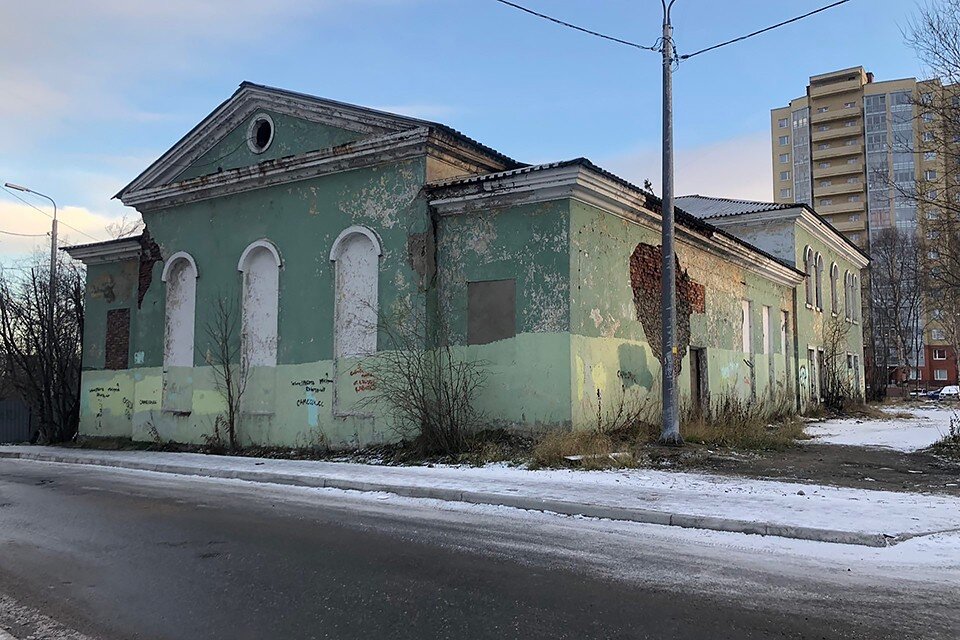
[491,0,852,61]
[680,0,852,59]
[1,186,104,243]
[492,0,659,52]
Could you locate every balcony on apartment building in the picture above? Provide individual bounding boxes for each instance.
[815,179,865,197]
[813,162,864,178]
[809,76,864,99]
[812,142,863,161]
[828,217,867,233]
[817,200,866,216]
[810,106,861,124]
[811,123,863,142]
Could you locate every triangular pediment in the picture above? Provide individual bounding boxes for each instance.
[116,82,449,201]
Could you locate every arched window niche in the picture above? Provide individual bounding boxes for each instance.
[237,239,281,367]
[162,251,198,368]
[329,226,382,359]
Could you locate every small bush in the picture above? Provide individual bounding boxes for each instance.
[931,412,960,459]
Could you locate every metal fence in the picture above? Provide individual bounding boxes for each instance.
[0,398,35,443]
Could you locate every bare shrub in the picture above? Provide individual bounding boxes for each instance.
[363,302,487,457]
[202,297,248,451]
[932,412,960,459]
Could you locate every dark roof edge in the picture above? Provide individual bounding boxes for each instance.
[430,158,805,278]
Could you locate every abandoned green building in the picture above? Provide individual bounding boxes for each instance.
[65,83,868,447]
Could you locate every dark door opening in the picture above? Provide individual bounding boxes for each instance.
[690,347,708,413]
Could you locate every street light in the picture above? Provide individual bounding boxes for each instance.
[4,182,58,420]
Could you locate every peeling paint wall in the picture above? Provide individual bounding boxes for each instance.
[434,200,572,428]
[569,200,794,429]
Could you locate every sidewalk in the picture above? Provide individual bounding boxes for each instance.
[2,445,959,547]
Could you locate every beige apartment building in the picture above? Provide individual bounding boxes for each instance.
[771,66,957,387]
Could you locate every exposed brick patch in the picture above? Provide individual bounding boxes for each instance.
[105,308,131,370]
[629,243,705,374]
[137,229,163,309]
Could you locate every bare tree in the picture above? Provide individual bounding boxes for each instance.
[0,253,83,443]
[868,228,927,390]
[363,302,487,456]
[104,213,145,240]
[820,315,856,410]
[867,1,960,390]
[202,297,248,450]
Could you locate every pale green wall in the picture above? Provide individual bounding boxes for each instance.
[567,201,795,429]
[794,225,866,407]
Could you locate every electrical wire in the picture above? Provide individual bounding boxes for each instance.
[492,0,659,52]
[1,186,105,243]
[679,0,852,59]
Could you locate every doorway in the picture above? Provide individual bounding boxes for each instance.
[690,347,708,413]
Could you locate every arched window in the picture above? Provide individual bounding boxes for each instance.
[803,247,814,306]
[814,253,824,310]
[238,240,281,367]
[852,274,860,322]
[161,252,198,367]
[843,271,852,321]
[330,226,382,358]
[830,263,839,314]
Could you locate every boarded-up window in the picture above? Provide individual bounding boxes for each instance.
[468,279,516,345]
[105,308,130,370]
[162,253,197,367]
[332,230,379,358]
[239,241,280,367]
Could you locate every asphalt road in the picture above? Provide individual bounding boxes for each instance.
[0,459,955,640]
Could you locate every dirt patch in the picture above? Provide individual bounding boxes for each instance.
[682,442,960,495]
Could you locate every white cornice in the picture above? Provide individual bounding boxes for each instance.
[121,129,431,212]
[796,209,870,268]
[429,165,804,287]
[63,239,141,265]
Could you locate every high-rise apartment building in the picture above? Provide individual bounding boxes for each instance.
[771,66,958,388]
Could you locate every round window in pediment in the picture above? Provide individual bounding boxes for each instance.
[247,113,275,154]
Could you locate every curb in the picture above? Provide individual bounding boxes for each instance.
[0,449,897,547]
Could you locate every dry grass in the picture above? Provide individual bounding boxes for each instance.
[530,430,635,470]
[530,393,808,468]
[676,395,806,450]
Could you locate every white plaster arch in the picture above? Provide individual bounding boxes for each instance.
[238,239,281,367]
[163,252,199,368]
[238,239,282,272]
[803,246,814,306]
[330,226,381,358]
[329,225,383,261]
[162,251,199,282]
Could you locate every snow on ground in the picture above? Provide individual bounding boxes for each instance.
[4,446,960,539]
[806,405,957,452]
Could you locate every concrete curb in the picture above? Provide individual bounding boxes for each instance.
[0,449,898,547]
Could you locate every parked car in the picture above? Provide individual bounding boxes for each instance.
[928,385,960,400]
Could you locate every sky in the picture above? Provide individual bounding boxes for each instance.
[0,0,930,258]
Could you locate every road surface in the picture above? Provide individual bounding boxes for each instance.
[0,459,956,639]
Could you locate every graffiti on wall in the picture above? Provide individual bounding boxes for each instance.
[629,243,705,376]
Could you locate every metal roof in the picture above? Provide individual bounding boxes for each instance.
[675,195,795,220]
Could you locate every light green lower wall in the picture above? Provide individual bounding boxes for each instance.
[569,335,792,429]
[79,332,573,447]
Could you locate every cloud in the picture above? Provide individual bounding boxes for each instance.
[0,0,412,151]
[0,200,118,259]
[601,132,774,202]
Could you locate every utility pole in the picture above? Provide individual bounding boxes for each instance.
[4,182,58,426]
[659,0,682,445]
